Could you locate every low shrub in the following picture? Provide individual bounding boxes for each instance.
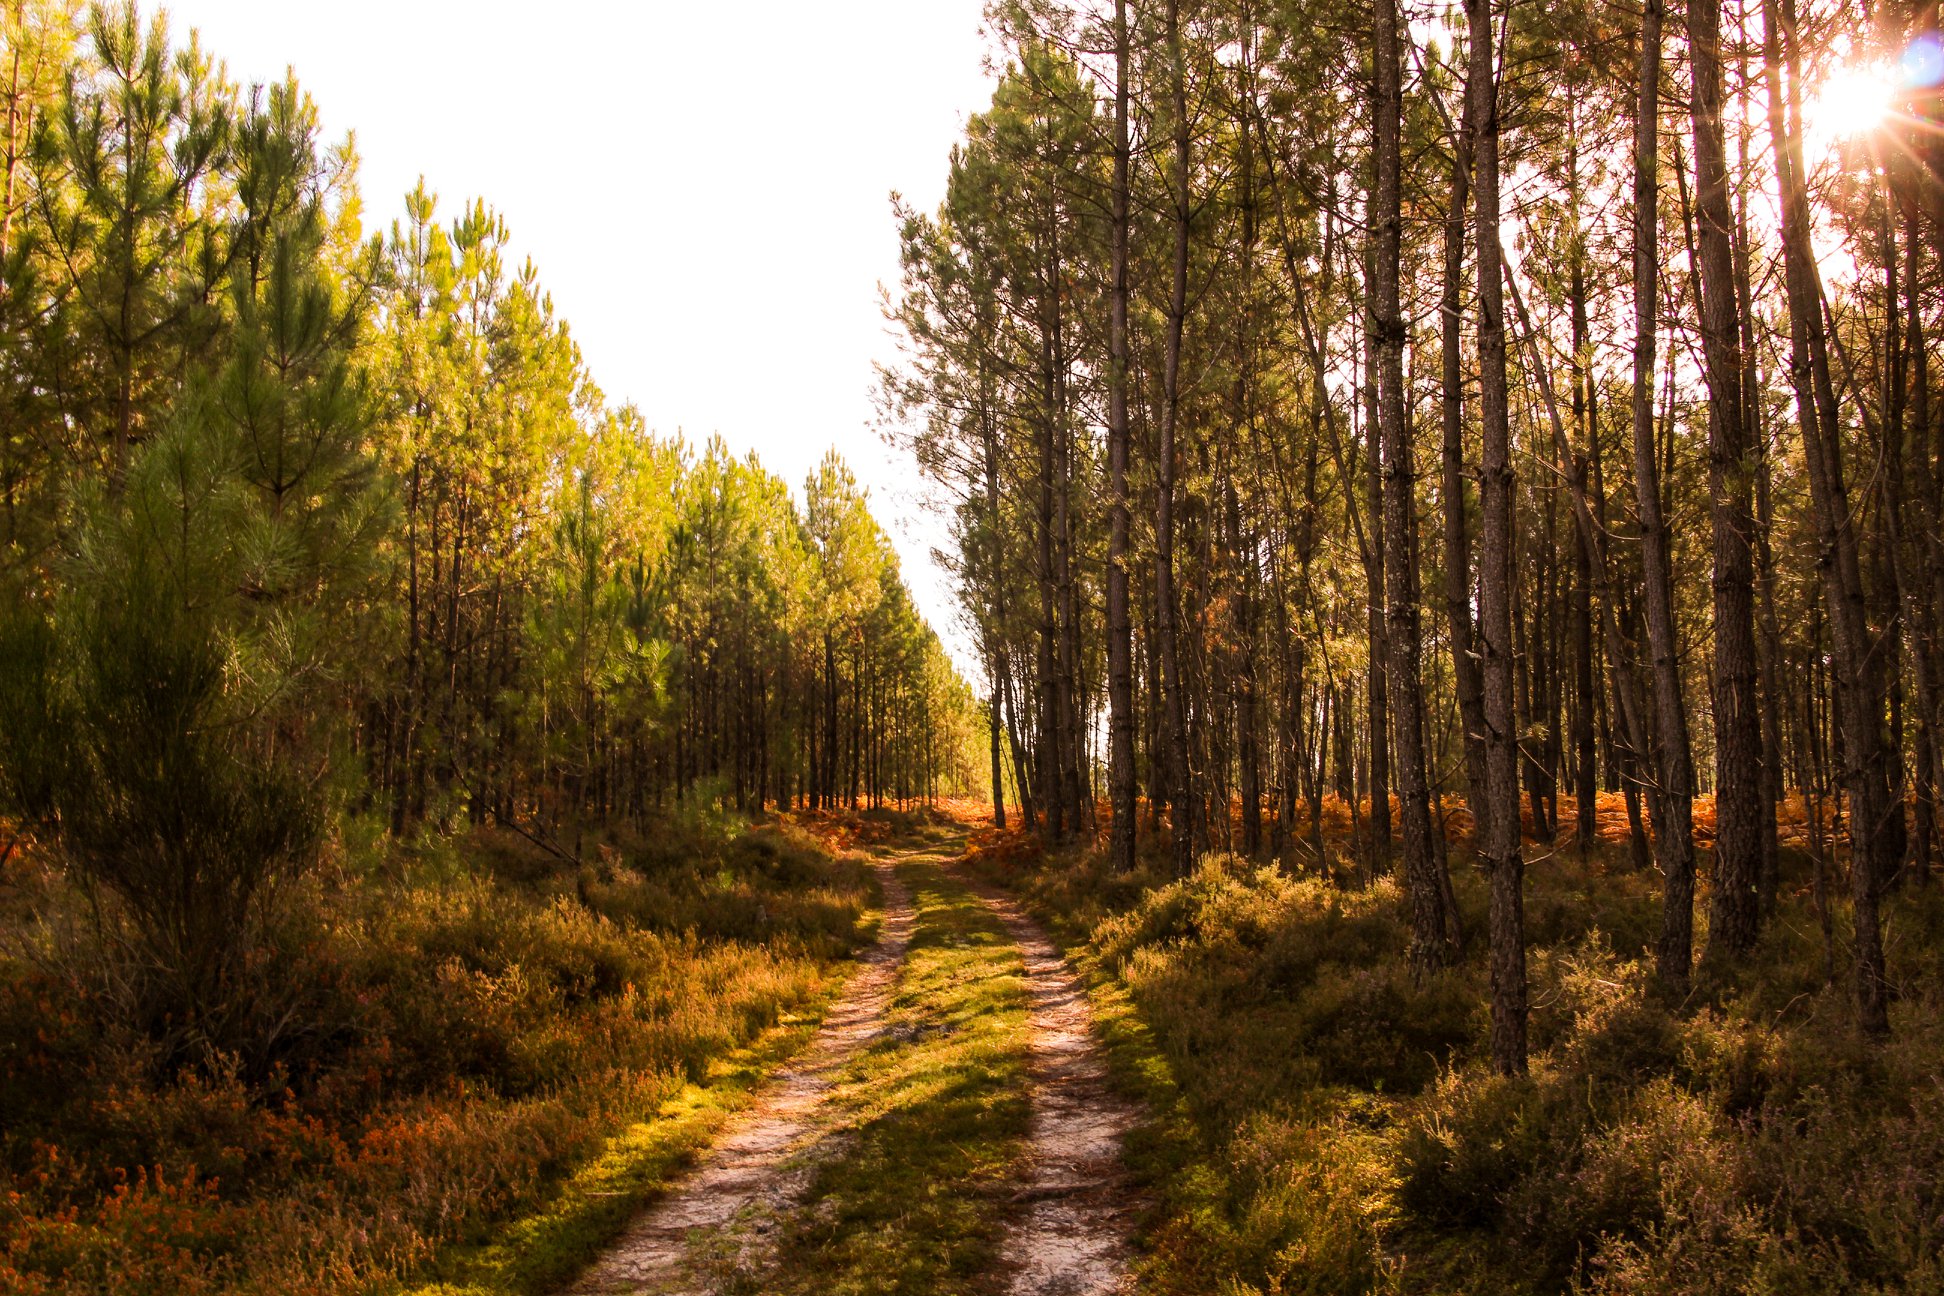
[0,811,874,1294]
[1210,1112,1398,1296]
[981,822,1944,1296]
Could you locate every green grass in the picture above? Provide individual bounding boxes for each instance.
[759,836,1035,1296]
[394,821,1043,1296]
[375,848,895,1296]
[957,845,1225,1293]
[391,1007,837,1296]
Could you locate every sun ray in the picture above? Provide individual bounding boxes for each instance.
[1803,58,1897,149]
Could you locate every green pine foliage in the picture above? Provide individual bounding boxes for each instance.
[0,4,984,1291]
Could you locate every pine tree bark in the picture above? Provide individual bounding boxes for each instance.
[1238,523,1265,857]
[1630,0,1699,990]
[1438,56,1491,851]
[1159,0,1194,874]
[1105,0,1137,870]
[824,632,839,810]
[1364,346,1393,875]
[1566,177,1599,850]
[1905,212,1940,888]
[977,321,1021,831]
[1732,37,1785,914]
[1375,0,1456,967]
[1692,0,1763,961]
[1234,32,1265,861]
[1056,366,1089,833]
[1036,199,1067,842]
[1764,0,1890,1033]
[1469,0,1527,1074]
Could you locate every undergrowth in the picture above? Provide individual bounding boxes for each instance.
[0,812,877,1295]
[966,816,1944,1296]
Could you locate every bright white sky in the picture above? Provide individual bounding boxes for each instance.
[160,0,997,668]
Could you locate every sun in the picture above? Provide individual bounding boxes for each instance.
[1803,59,1896,149]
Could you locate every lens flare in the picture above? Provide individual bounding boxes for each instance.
[1904,34,1944,89]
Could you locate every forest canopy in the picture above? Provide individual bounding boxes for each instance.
[4,0,1944,1291]
[0,3,982,815]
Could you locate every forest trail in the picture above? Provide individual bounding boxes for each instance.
[557,825,1140,1296]
[560,852,918,1295]
[970,878,1143,1296]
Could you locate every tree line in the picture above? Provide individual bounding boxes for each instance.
[0,1,982,1050]
[885,0,1944,1069]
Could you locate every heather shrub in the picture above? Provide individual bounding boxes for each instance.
[1211,1112,1399,1296]
[995,828,1944,1296]
[577,823,867,955]
[1528,938,1682,1086]
[0,812,872,1294]
[1393,1067,1586,1234]
[1088,860,1473,1125]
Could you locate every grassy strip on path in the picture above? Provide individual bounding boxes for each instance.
[389,867,897,1296]
[957,843,1202,1285]
[392,1016,824,1296]
[758,833,1034,1296]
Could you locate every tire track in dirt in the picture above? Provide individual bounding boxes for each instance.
[561,858,916,1296]
[968,879,1142,1296]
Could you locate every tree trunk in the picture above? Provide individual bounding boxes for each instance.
[1375,0,1458,966]
[1631,0,1699,991]
[1764,0,1890,1034]
[1470,0,1527,1075]
[1734,31,1786,915]
[1692,0,1763,962]
[1105,0,1137,869]
[1567,179,1599,850]
[1438,55,1491,851]
[1159,0,1194,874]
[1364,324,1393,876]
[1036,215,1067,842]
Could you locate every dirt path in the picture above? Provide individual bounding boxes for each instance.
[561,859,916,1296]
[970,882,1142,1296]
[558,836,1141,1296]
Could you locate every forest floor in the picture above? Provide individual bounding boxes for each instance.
[12,798,1939,1295]
[958,806,1944,1296]
[552,819,1141,1296]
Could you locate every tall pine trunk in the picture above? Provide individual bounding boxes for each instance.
[1469,0,1527,1074]
[1566,153,1599,851]
[1764,0,1890,1034]
[1631,0,1700,991]
[1158,0,1194,874]
[1438,56,1490,851]
[1036,205,1067,842]
[1692,0,1763,961]
[1105,0,1137,870]
[1375,0,1457,966]
[1733,26,1786,914]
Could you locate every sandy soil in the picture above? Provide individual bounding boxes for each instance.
[560,860,916,1296]
[559,841,1141,1296]
[968,881,1143,1296]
